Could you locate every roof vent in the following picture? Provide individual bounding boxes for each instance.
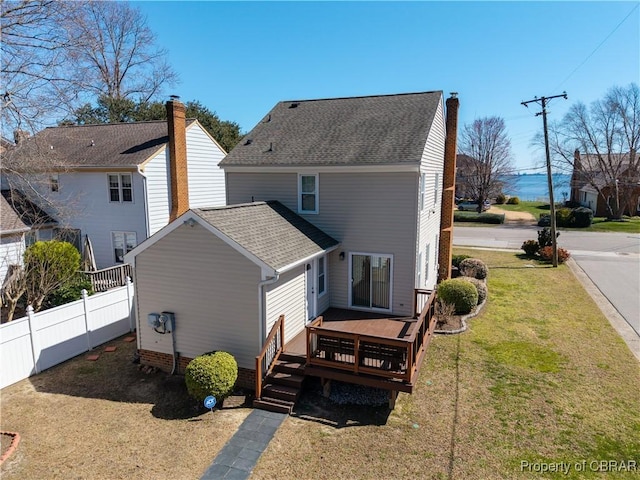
[266,142,274,152]
[90,139,95,147]
[264,114,271,123]
[289,102,299,109]
[244,139,252,146]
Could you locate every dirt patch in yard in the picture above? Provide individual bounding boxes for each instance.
[0,335,251,480]
[488,205,537,224]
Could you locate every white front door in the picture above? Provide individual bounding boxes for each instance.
[305,262,316,321]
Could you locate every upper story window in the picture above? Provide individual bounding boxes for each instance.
[298,174,318,214]
[419,173,426,211]
[50,174,59,192]
[108,173,133,203]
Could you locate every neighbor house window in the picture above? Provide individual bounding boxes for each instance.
[434,173,439,205]
[25,231,37,248]
[112,231,136,263]
[54,228,81,252]
[108,173,133,203]
[298,174,318,213]
[318,256,326,296]
[419,173,426,211]
[50,174,59,192]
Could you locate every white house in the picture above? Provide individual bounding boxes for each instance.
[2,99,227,269]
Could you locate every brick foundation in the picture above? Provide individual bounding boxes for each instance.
[138,349,256,391]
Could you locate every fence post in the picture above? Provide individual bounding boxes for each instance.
[82,289,92,350]
[126,276,134,332]
[26,305,40,374]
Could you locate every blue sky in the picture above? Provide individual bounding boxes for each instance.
[134,1,639,172]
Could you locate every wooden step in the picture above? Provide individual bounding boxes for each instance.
[253,397,293,414]
[278,352,306,364]
[269,372,304,388]
[262,383,300,402]
[273,358,306,375]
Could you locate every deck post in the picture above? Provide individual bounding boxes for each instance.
[412,289,418,318]
[388,390,397,409]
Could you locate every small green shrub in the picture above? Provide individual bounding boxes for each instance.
[537,227,558,248]
[556,207,573,227]
[521,240,539,257]
[495,193,507,204]
[570,207,593,227]
[459,258,488,280]
[45,272,94,308]
[538,214,550,227]
[460,276,487,305]
[539,246,571,264]
[452,254,471,269]
[437,278,478,314]
[185,351,238,403]
[506,196,520,205]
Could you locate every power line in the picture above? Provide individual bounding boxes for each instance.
[552,3,639,92]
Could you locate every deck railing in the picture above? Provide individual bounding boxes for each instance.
[255,315,285,399]
[306,289,437,384]
[84,264,133,292]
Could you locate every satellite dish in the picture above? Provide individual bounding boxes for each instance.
[204,395,216,410]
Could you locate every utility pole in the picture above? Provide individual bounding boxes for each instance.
[521,92,567,267]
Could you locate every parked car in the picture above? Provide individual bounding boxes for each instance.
[457,200,490,212]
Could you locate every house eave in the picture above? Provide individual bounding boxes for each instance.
[221,164,420,174]
[276,243,340,274]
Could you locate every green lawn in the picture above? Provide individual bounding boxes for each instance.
[584,216,640,233]
[253,249,640,480]
[497,200,550,219]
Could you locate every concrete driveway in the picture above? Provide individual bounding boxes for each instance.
[453,225,640,342]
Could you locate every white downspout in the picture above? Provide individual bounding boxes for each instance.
[137,166,150,238]
[258,272,280,349]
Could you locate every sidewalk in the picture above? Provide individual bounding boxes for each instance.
[200,409,287,480]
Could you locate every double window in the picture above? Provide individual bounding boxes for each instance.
[112,231,136,263]
[298,174,318,214]
[108,174,133,203]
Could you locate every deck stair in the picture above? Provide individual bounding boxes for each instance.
[253,353,306,414]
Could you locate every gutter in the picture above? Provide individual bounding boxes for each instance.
[137,166,150,238]
[258,272,280,350]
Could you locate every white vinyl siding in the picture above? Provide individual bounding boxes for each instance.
[416,251,422,288]
[0,235,25,284]
[265,266,306,345]
[425,243,431,284]
[227,171,418,316]
[419,173,426,211]
[135,223,261,370]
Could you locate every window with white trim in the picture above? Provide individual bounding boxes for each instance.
[108,173,133,203]
[318,256,326,296]
[298,174,318,213]
[50,174,59,192]
[425,243,431,283]
[112,231,136,263]
[419,173,426,211]
[416,251,422,287]
[434,173,439,205]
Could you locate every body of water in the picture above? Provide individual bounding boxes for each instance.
[503,173,571,202]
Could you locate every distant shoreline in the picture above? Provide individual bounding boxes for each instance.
[502,173,571,202]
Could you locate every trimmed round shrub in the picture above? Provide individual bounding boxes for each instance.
[521,239,539,257]
[437,279,478,314]
[538,214,551,227]
[458,258,488,280]
[452,254,471,269]
[539,246,571,264]
[506,196,520,205]
[185,351,238,403]
[460,276,487,305]
[570,207,593,228]
[555,207,573,227]
[495,193,507,204]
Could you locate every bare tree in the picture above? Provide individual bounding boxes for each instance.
[66,1,178,102]
[458,117,515,212]
[1,0,83,135]
[547,83,640,219]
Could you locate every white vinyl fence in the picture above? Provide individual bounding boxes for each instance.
[1,279,135,389]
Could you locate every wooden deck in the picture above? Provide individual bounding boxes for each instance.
[284,289,437,393]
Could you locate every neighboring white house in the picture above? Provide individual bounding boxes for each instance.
[126,91,459,389]
[2,99,227,269]
[0,189,57,284]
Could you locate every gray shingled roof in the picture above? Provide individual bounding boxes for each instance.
[193,201,338,271]
[6,120,195,168]
[1,190,57,234]
[220,91,442,167]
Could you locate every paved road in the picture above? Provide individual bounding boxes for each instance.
[453,225,640,337]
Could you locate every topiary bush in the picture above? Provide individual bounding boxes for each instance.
[185,351,238,403]
[538,213,551,227]
[458,258,488,280]
[521,239,539,257]
[452,254,471,269]
[506,196,520,204]
[437,279,478,314]
[495,193,507,204]
[539,246,571,264]
[460,276,487,305]
[555,207,573,227]
[570,207,593,228]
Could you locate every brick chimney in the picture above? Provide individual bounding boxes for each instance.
[437,93,460,283]
[167,97,189,222]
